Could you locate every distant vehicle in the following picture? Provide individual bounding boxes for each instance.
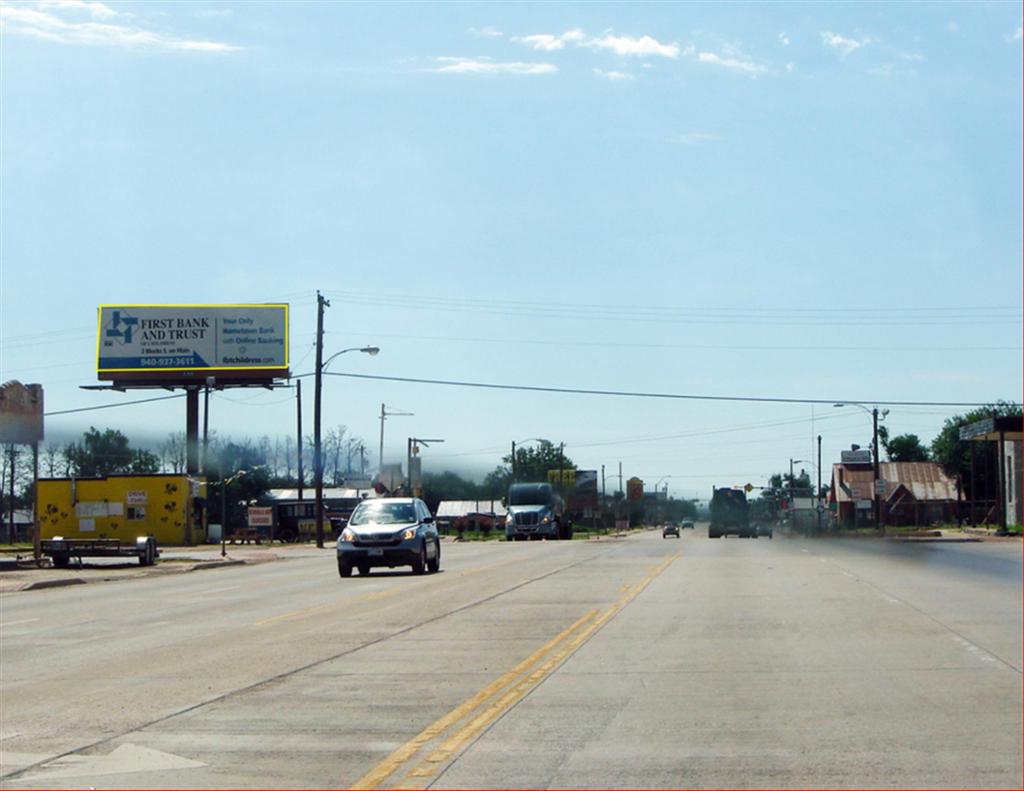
[662,523,680,538]
[681,520,695,530]
[755,522,774,539]
[336,498,440,577]
[708,487,754,538]
[505,483,572,541]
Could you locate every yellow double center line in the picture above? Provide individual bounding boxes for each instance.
[351,552,680,790]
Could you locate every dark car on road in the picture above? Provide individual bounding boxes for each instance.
[662,523,680,538]
[681,520,695,530]
[337,498,440,577]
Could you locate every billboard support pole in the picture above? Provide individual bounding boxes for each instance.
[185,387,200,545]
[296,379,303,501]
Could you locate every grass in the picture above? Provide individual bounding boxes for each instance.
[0,543,34,554]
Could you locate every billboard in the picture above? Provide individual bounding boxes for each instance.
[0,381,44,444]
[840,449,872,465]
[97,304,288,381]
[568,469,598,511]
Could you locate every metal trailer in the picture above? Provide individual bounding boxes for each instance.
[42,536,159,567]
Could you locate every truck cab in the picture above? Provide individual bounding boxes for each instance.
[505,483,571,541]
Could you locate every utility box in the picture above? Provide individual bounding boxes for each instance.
[37,474,206,547]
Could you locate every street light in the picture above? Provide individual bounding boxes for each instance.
[510,437,549,482]
[407,437,444,497]
[314,345,380,549]
[379,404,414,469]
[834,403,889,530]
[789,459,807,502]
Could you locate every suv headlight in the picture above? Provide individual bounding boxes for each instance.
[402,527,418,541]
[341,528,356,542]
[541,515,551,524]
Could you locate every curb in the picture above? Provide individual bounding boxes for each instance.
[22,578,88,591]
[2,558,254,593]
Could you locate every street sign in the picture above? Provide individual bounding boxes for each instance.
[874,479,887,496]
[247,507,273,528]
[744,483,753,493]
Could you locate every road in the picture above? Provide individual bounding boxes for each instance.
[1,528,1020,789]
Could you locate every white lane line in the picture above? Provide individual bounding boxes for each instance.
[1,619,39,628]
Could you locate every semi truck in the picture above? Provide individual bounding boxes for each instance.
[36,474,204,565]
[708,487,754,538]
[504,483,572,541]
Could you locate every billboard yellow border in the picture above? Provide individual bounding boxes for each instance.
[96,303,290,373]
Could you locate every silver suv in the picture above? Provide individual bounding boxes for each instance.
[337,498,440,577]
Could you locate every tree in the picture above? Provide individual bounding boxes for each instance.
[482,441,576,497]
[885,433,930,462]
[66,428,141,477]
[420,471,484,514]
[207,440,271,529]
[930,402,1022,504]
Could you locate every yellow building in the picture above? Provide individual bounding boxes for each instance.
[37,474,206,546]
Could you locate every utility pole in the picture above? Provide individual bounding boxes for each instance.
[511,440,516,482]
[601,464,606,498]
[359,443,365,477]
[379,403,413,470]
[296,379,303,500]
[817,434,822,533]
[313,290,329,549]
[618,461,623,495]
[872,407,881,531]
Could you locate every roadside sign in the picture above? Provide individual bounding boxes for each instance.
[874,479,886,496]
[744,483,753,493]
[247,507,273,528]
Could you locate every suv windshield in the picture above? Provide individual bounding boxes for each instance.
[350,502,416,526]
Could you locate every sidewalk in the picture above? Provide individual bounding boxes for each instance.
[0,542,332,594]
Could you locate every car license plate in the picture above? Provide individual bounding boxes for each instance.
[368,548,384,556]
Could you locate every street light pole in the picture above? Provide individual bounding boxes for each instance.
[311,290,380,548]
[313,291,328,548]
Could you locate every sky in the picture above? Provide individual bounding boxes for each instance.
[1,0,1021,499]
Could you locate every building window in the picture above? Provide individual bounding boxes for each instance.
[127,506,146,521]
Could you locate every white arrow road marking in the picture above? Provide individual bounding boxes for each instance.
[10,744,206,782]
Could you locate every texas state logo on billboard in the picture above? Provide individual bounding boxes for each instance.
[97,304,289,381]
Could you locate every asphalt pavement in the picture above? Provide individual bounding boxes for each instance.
[1,526,1020,789]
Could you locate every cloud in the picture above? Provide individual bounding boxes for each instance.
[517,33,566,51]
[593,68,633,80]
[584,32,679,58]
[667,132,719,146]
[785,62,795,73]
[695,51,765,76]
[0,1,242,51]
[468,26,502,38]
[38,0,117,19]
[898,51,925,61]
[514,28,584,51]
[432,57,557,75]
[1012,23,1022,42]
[820,31,868,56]
[778,32,790,46]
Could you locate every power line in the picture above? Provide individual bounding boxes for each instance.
[325,370,1006,408]
[45,393,186,417]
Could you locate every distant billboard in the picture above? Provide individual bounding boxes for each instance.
[0,381,44,444]
[568,469,598,511]
[97,304,288,382]
[840,449,872,465]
